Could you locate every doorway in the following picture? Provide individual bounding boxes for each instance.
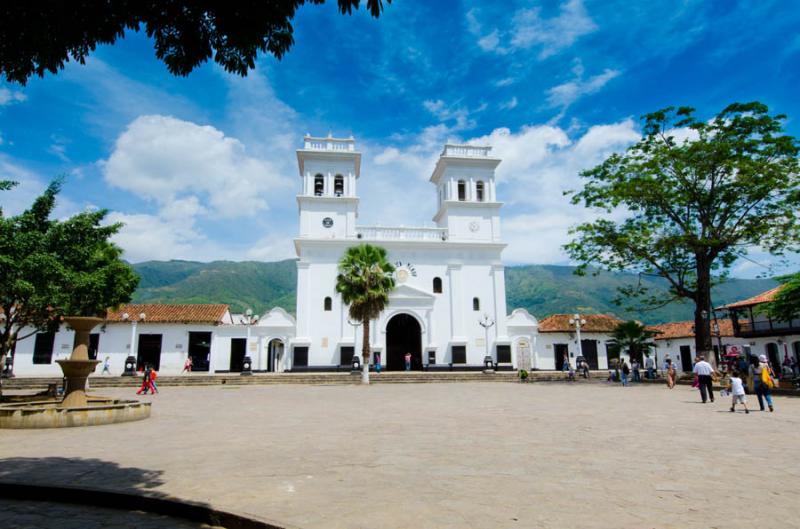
[766,343,780,370]
[679,345,693,372]
[137,334,162,371]
[188,332,212,372]
[580,339,599,369]
[269,339,285,372]
[230,338,246,372]
[554,343,569,370]
[386,313,422,370]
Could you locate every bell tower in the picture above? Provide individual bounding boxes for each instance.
[430,144,502,242]
[296,134,361,239]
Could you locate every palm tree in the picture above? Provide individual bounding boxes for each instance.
[335,244,396,384]
[607,320,658,364]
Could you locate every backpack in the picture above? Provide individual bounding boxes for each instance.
[761,366,773,388]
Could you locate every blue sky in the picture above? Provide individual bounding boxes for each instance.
[1,0,799,277]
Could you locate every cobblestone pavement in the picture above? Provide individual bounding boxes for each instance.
[1,382,799,529]
[0,499,222,529]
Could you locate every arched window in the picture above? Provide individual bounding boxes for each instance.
[324,297,332,311]
[476,181,485,202]
[314,174,324,196]
[457,180,466,201]
[473,297,480,311]
[433,277,442,293]
[334,175,344,196]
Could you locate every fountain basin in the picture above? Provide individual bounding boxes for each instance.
[0,397,150,429]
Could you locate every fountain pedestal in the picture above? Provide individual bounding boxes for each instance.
[56,317,102,408]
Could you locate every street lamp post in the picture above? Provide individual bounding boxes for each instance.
[569,313,586,363]
[479,314,495,370]
[122,311,145,374]
[242,309,258,371]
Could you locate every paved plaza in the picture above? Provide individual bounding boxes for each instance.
[1,381,799,529]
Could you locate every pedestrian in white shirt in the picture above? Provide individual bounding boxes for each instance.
[692,355,716,403]
[728,371,749,414]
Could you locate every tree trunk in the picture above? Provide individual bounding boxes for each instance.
[361,317,371,385]
[694,256,714,367]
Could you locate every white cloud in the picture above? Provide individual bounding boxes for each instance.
[500,97,519,110]
[468,0,597,59]
[103,115,290,219]
[0,87,26,106]
[546,67,621,110]
[0,155,80,218]
[494,77,515,87]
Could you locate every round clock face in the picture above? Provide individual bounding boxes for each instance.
[469,221,480,232]
[396,269,410,283]
[322,217,334,228]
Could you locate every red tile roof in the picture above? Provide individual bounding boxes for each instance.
[538,314,623,333]
[648,319,735,340]
[717,286,783,310]
[105,304,230,324]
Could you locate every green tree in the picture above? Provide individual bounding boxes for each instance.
[335,244,395,384]
[765,272,800,322]
[0,179,139,379]
[0,1,390,84]
[565,102,800,363]
[606,320,658,363]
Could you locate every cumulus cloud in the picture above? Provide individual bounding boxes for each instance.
[467,0,597,58]
[0,87,26,106]
[103,115,289,219]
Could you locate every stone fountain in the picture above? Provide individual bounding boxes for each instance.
[56,316,103,408]
[0,316,150,429]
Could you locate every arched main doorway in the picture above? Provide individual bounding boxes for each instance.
[267,338,284,372]
[386,313,422,371]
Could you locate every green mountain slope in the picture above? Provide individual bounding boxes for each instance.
[131,260,777,324]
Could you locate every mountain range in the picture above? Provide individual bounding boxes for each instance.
[130,259,777,324]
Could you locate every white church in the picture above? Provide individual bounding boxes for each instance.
[10,135,574,376]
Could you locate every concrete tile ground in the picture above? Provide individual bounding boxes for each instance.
[1,382,799,529]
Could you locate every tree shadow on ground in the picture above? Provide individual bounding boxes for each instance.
[0,457,165,493]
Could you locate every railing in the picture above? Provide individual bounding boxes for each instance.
[737,319,800,336]
[303,136,355,152]
[442,144,492,158]
[356,226,448,242]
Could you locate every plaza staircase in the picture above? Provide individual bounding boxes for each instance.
[1,370,602,391]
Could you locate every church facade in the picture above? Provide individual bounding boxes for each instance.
[292,135,523,370]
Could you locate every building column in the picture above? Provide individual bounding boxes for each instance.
[448,264,463,338]
[491,264,507,339]
[296,261,311,338]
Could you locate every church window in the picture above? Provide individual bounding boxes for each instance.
[314,174,324,196]
[433,277,442,293]
[334,175,344,196]
[324,297,332,311]
[473,297,480,311]
[476,181,485,202]
[457,180,466,201]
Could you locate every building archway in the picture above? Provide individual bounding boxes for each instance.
[386,313,422,371]
[267,338,284,372]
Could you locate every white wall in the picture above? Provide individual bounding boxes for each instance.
[536,332,614,370]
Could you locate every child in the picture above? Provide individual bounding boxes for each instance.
[729,370,749,414]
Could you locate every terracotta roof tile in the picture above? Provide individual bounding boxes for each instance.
[717,286,783,310]
[105,304,229,324]
[648,319,735,340]
[538,314,623,333]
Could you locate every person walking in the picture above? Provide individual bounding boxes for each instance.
[620,359,630,386]
[665,358,676,389]
[631,358,641,382]
[753,354,776,412]
[375,352,381,374]
[404,351,412,371]
[101,356,112,375]
[791,355,799,378]
[644,353,655,380]
[692,355,716,403]
[728,370,749,414]
[136,364,152,395]
[181,356,193,374]
[580,358,590,379]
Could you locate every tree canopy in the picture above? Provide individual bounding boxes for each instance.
[606,321,658,363]
[0,179,139,367]
[765,272,800,322]
[0,1,389,84]
[335,244,395,384]
[565,102,800,359]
